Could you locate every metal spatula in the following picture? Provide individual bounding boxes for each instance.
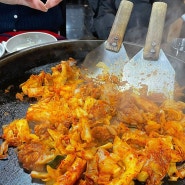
[81,0,133,79]
[123,2,175,100]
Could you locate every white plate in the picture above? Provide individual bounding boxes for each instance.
[5,32,57,53]
[0,43,5,57]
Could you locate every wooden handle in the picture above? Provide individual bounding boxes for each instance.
[143,2,167,60]
[106,0,133,52]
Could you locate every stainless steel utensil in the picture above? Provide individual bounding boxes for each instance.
[123,2,175,101]
[81,0,133,79]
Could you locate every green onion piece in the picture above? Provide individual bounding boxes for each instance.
[47,155,66,169]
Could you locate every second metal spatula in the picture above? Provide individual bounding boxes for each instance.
[123,2,175,100]
[81,0,133,79]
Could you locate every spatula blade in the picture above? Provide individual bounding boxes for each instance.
[81,0,133,79]
[123,49,175,99]
[82,42,129,78]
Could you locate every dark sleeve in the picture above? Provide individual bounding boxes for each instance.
[91,0,118,39]
[87,0,99,13]
[95,0,117,17]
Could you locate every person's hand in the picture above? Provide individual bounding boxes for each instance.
[17,0,48,11]
[0,0,63,11]
[0,0,48,12]
[45,0,63,9]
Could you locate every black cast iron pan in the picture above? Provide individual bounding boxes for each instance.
[0,40,185,185]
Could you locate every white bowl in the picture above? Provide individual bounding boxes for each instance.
[5,32,57,53]
[0,43,5,57]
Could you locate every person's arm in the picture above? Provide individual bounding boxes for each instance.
[91,0,118,39]
[97,0,117,17]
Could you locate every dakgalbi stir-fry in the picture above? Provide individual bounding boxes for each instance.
[1,58,185,185]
